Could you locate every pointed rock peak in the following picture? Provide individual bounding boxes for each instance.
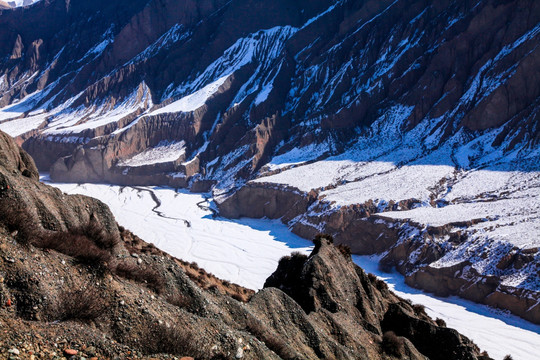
[264,234,385,322]
[10,34,23,60]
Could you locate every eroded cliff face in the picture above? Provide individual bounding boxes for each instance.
[0,0,537,187]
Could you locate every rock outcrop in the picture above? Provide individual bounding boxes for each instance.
[218,181,540,325]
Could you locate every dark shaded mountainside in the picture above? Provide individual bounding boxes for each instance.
[0,0,539,324]
[0,131,492,359]
[0,0,537,182]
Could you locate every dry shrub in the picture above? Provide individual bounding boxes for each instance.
[375,278,388,291]
[0,197,38,246]
[336,244,352,259]
[435,318,447,327]
[412,304,427,316]
[313,233,334,253]
[166,292,191,308]
[139,321,203,357]
[37,231,112,265]
[382,331,404,357]
[70,221,120,251]
[50,283,107,321]
[245,316,297,360]
[114,262,165,294]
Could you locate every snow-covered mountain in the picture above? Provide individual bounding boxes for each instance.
[7,0,39,7]
[0,0,539,324]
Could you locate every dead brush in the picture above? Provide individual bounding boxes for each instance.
[381,331,404,357]
[166,291,191,308]
[36,231,112,265]
[48,282,107,322]
[138,320,204,357]
[0,196,39,246]
[113,261,166,294]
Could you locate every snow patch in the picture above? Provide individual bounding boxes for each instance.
[118,140,186,167]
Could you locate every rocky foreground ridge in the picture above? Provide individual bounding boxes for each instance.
[0,130,495,359]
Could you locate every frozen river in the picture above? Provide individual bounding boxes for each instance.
[47,181,540,360]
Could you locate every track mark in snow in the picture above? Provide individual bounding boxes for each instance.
[131,186,191,227]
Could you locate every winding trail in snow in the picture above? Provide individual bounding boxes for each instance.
[196,195,218,218]
[131,186,191,227]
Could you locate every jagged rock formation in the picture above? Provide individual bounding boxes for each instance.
[0,0,539,325]
[0,130,492,359]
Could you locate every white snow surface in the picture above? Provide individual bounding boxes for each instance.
[118,140,186,167]
[8,0,40,7]
[252,105,540,294]
[44,179,540,360]
[150,75,229,115]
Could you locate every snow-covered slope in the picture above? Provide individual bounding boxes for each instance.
[8,0,39,7]
[238,109,540,323]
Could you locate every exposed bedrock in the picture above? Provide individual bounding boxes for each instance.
[217,182,540,324]
[217,182,316,221]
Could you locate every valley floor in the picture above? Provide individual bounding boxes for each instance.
[46,179,540,360]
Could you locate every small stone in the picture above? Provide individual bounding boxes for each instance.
[235,347,244,359]
[8,348,20,355]
[119,300,125,306]
[137,258,143,264]
[131,253,139,258]
[64,349,77,356]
